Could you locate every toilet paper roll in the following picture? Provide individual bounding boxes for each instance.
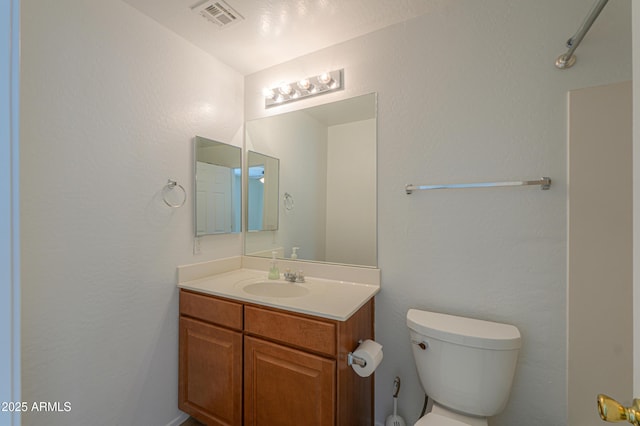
[351,339,383,377]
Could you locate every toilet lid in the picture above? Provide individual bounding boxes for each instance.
[406,309,521,350]
[415,413,471,426]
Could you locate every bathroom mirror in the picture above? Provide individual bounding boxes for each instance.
[194,136,241,236]
[245,93,377,267]
[247,151,279,231]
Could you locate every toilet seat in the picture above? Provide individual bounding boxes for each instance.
[415,413,472,426]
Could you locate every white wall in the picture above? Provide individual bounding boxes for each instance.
[20,1,243,425]
[245,1,632,424]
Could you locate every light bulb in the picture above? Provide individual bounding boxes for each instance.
[278,82,292,96]
[297,78,311,90]
[317,73,332,85]
[262,87,276,100]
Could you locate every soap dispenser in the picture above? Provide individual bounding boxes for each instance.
[268,251,280,280]
[291,247,299,260]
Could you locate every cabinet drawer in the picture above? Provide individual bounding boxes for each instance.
[180,290,243,330]
[245,306,336,357]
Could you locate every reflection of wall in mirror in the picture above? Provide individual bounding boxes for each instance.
[198,146,238,166]
[247,152,280,232]
[248,165,264,231]
[246,112,326,260]
[244,93,377,267]
[246,115,376,265]
[262,156,279,231]
[326,119,376,266]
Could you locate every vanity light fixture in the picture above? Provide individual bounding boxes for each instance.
[263,69,343,108]
[278,82,293,96]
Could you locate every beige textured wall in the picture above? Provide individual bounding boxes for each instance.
[568,80,633,425]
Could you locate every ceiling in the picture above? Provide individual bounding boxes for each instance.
[122,0,431,75]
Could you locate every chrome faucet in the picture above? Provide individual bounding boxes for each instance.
[283,269,305,283]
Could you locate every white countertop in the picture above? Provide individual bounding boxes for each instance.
[178,268,380,321]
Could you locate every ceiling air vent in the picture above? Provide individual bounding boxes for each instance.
[191,0,244,29]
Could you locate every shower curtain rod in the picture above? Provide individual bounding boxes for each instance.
[555,0,609,69]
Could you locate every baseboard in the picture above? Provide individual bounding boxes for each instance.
[166,411,190,426]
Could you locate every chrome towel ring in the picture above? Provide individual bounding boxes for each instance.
[283,192,294,211]
[163,179,186,208]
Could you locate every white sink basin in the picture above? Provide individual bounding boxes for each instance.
[241,281,310,298]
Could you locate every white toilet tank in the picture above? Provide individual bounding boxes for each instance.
[407,309,521,417]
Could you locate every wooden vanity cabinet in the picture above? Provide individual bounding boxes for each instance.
[178,289,374,426]
[179,290,244,426]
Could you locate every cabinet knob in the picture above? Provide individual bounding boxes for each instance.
[598,394,640,425]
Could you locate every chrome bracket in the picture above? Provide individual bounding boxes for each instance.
[348,339,367,367]
[347,352,367,367]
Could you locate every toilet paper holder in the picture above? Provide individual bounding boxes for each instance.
[348,340,367,367]
[348,352,367,367]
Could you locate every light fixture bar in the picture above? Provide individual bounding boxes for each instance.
[264,69,343,108]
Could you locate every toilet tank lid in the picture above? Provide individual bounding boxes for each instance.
[407,309,521,350]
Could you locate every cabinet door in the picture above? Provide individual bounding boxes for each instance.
[179,317,242,426]
[244,336,336,426]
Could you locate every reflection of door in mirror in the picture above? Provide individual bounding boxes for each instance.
[196,162,233,234]
[194,136,242,236]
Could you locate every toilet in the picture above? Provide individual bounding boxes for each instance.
[406,309,521,426]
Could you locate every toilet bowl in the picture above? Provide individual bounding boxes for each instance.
[414,405,486,426]
[406,309,521,426]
